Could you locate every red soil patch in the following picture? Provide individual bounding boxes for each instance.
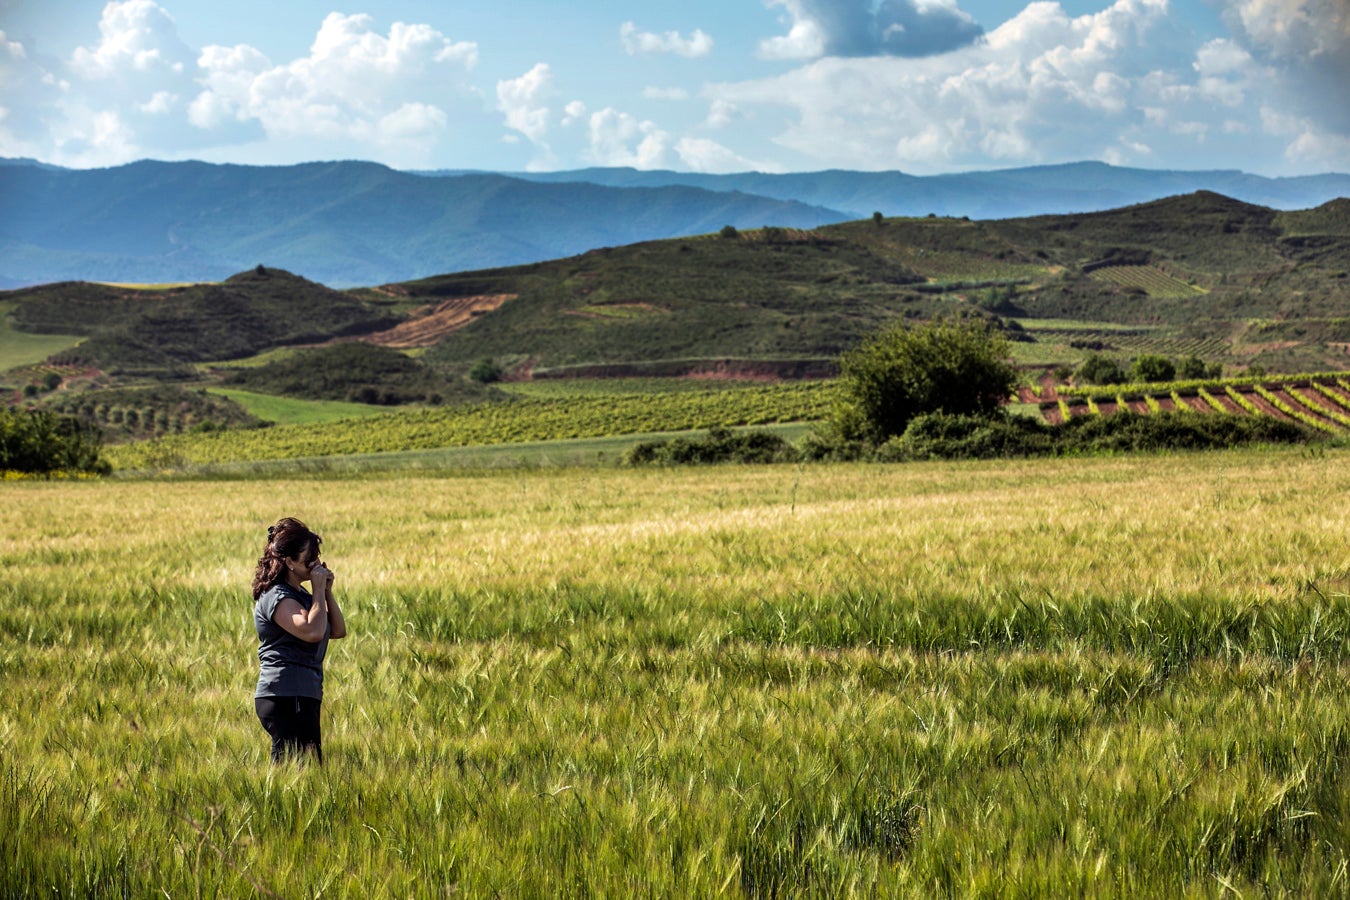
[1176,394,1211,413]
[360,294,516,349]
[1207,393,1243,414]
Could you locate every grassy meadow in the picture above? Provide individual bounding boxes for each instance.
[205,388,394,426]
[0,301,81,374]
[4,447,1350,896]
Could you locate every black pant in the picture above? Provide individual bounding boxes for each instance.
[255,696,323,764]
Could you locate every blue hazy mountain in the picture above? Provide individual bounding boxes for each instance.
[0,159,848,288]
[459,161,1350,220]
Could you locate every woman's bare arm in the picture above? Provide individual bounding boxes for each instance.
[273,595,328,643]
[326,590,347,640]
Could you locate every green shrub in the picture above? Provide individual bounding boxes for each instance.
[833,318,1017,442]
[624,428,799,466]
[1077,353,1127,385]
[469,358,504,384]
[0,407,109,474]
[853,411,1312,463]
[1131,354,1177,383]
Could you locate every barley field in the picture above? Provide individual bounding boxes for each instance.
[3,448,1350,897]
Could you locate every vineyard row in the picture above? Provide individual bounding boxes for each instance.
[1043,374,1350,432]
[105,382,839,468]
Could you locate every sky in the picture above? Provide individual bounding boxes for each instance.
[0,0,1347,176]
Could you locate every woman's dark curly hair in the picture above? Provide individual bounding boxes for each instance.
[252,517,322,600]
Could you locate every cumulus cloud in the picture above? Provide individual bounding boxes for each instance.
[1218,0,1350,134]
[716,0,1343,173]
[191,12,479,147]
[759,0,984,59]
[70,0,194,80]
[587,108,672,168]
[1,4,486,167]
[497,63,553,144]
[704,99,738,129]
[620,22,714,58]
[1223,0,1350,60]
[562,100,588,126]
[675,136,784,173]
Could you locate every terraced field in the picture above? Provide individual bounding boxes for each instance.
[1087,265,1207,298]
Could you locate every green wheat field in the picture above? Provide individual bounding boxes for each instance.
[4,448,1350,896]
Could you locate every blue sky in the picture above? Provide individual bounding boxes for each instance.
[0,0,1346,175]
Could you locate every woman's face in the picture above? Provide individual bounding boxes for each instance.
[288,543,321,580]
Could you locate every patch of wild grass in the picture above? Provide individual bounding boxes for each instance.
[2,448,1349,895]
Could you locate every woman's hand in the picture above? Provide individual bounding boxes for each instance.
[310,562,334,592]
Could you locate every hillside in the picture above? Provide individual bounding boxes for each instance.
[0,159,846,288]
[390,192,1350,375]
[4,267,399,376]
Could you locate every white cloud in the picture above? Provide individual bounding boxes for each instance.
[675,136,784,173]
[715,0,1335,173]
[497,62,553,145]
[759,5,827,60]
[620,22,714,58]
[704,99,738,129]
[380,102,447,139]
[139,90,176,115]
[1218,0,1350,137]
[187,12,479,158]
[1223,0,1350,60]
[587,108,671,168]
[562,100,588,126]
[70,0,192,79]
[0,5,490,168]
[1261,103,1350,169]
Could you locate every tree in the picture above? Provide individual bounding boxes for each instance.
[1130,354,1176,383]
[832,318,1018,442]
[469,357,504,383]
[0,407,109,474]
[1178,355,1223,380]
[719,224,739,239]
[1077,354,1126,385]
[872,211,885,226]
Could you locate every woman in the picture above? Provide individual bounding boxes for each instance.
[252,517,347,764]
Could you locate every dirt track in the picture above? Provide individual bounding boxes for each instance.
[361,294,516,349]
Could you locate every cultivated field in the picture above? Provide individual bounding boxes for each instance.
[3,448,1350,896]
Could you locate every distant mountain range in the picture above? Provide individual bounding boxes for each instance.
[1,157,1347,289]
[473,162,1350,220]
[0,159,842,289]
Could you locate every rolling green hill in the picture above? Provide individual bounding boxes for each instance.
[3,266,400,376]
[397,193,1350,375]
